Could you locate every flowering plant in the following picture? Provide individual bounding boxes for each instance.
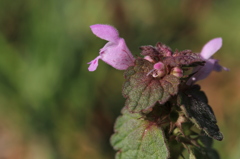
[88,24,228,159]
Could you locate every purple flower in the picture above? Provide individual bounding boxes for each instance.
[147,62,166,78]
[88,24,135,71]
[187,38,229,85]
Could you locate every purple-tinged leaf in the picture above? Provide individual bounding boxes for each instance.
[140,45,161,57]
[163,50,204,67]
[123,58,180,113]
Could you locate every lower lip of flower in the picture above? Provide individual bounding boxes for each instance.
[152,69,165,78]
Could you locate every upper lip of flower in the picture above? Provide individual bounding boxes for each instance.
[87,24,135,72]
[200,37,223,60]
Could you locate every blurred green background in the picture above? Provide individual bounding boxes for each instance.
[0,0,239,158]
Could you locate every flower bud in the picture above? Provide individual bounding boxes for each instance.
[171,67,183,78]
[152,62,165,78]
[144,56,154,63]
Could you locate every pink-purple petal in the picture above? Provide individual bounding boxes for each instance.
[88,24,135,71]
[88,56,101,72]
[144,56,154,62]
[186,37,229,85]
[101,38,134,70]
[196,60,215,81]
[153,62,164,70]
[90,24,119,43]
[200,38,222,59]
[210,59,229,72]
[186,60,214,85]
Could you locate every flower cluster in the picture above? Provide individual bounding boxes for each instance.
[88,24,228,84]
[88,24,228,158]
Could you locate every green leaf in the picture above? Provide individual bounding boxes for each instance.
[123,58,180,113]
[189,150,197,159]
[110,108,169,159]
[177,85,223,141]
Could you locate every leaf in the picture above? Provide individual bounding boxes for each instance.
[189,150,197,159]
[177,85,223,141]
[123,58,180,113]
[140,45,161,57]
[163,50,204,67]
[155,42,172,56]
[110,108,169,159]
[140,43,172,58]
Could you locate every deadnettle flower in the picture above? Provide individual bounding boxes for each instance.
[147,62,166,78]
[187,38,229,85]
[88,24,135,71]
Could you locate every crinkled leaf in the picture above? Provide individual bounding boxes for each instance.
[163,50,204,67]
[140,43,172,58]
[159,75,180,104]
[110,108,169,159]
[155,42,172,56]
[123,58,180,113]
[177,85,223,141]
[140,45,161,57]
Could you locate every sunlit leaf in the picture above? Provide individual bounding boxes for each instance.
[110,108,169,159]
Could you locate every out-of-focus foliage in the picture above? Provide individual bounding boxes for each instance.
[0,0,238,158]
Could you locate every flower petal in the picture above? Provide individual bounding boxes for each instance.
[101,38,134,70]
[200,38,222,59]
[212,60,229,72]
[144,56,154,62]
[90,24,119,43]
[87,56,101,71]
[195,60,215,81]
[186,60,214,85]
[153,62,165,70]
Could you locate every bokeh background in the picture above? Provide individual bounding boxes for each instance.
[0,0,239,158]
